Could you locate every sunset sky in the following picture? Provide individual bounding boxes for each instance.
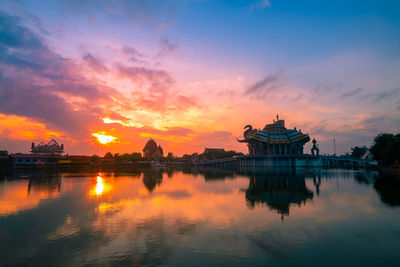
[0,0,399,156]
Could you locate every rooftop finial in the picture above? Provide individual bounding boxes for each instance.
[276,114,279,121]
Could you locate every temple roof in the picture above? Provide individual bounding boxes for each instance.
[31,139,64,154]
[247,119,310,145]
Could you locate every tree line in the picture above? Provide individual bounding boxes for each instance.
[351,133,400,165]
[92,149,243,163]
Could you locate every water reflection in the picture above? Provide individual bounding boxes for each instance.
[27,171,61,197]
[312,174,321,196]
[89,173,114,197]
[95,175,104,195]
[142,169,163,192]
[198,168,236,181]
[374,172,400,206]
[245,170,314,220]
[0,168,399,266]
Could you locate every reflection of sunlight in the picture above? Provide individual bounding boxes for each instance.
[95,176,105,196]
[98,199,141,215]
[89,174,112,197]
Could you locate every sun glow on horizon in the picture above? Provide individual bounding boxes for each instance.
[92,132,117,144]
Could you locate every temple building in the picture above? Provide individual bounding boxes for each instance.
[31,139,64,155]
[238,115,310,155]
[142,139,164,160]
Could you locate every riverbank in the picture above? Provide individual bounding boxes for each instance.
[379,165,400,177]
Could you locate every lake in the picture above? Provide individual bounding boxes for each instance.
[0,168,399,266]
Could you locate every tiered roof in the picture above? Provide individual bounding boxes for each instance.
[247,120,310,145]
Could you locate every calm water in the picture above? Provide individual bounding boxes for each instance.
[0,168,400,266]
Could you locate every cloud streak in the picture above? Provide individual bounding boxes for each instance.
[245,69,284,97]
[157,38,179,57]
[340,87,363,98]
[250,0,271,10]
[82,53,109,73]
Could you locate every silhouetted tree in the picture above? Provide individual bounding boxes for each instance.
[350,146,368,158]
[121,153,132,162]
[370,133,400,164]
[104,152,113,159]
[131,152,142,162]
[201,149,243,160]
[166,152,174,161]
[182,154,192,161]
[90,154,100,163]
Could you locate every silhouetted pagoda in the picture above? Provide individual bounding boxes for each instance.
[142,139,164,160]
[238,115,310,155]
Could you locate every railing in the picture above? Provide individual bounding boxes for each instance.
[194,154,377,168]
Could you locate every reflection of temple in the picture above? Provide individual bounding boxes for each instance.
[27,171,62,197]
[142,170,163,193]
[245,171,313,220]
[238,115,310,155]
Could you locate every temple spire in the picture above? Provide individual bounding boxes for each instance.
[276,114,279,121]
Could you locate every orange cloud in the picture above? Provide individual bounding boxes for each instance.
[0,114,67,141]
[102,117,143,128]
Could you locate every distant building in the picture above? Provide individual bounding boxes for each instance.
[10,139,64,167]
[143,139,164,160]
[59,155,90,165]
[204,148,225,154]
[238,115,310,155]
[31,139,64,156]
[12,153,46,167]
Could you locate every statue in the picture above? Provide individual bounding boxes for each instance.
[311,138,320,156]
[237,125,258,143]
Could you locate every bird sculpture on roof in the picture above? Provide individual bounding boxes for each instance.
[237,125,258,142]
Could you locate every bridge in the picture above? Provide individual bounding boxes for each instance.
[194,154,378,169]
